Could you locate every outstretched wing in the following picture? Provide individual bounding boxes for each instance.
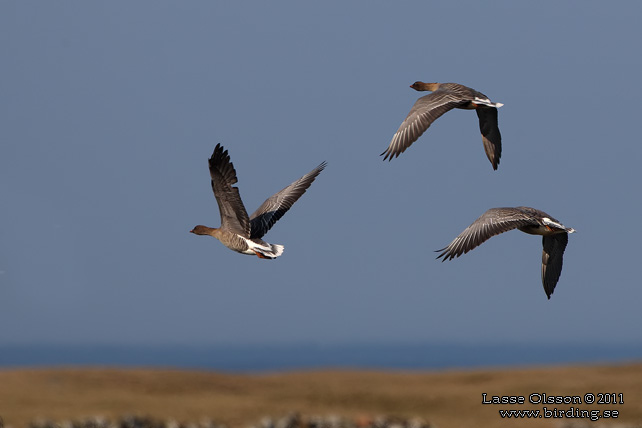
[436,207,537,260]
[249,161,326,239]
[209,144,251,237]
[476,106,502,170]
[381,90,467,160]
[541,233,568,299]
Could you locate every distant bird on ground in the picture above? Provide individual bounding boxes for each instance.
[191,144,326,259]
[436,207,575,299]
[381,82,503,170]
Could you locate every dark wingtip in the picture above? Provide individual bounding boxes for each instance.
[211,143,229,161]
[488,153,499,170]
[380,150,397,161]
[435,248,448,261]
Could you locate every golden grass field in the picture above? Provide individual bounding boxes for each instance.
[1,363,641,428]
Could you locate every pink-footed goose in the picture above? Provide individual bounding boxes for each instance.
[382,82,503,170]
[191,144,326,259]
[437,207,575,299]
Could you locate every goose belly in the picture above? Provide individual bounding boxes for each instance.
[518,225,557,236]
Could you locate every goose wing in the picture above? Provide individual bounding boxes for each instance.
[476,106,502,170]
[249,161,326,239]
[436,207,538,260]
[382,89,468,160]
[209,144,251,237]
[541,233,568,299]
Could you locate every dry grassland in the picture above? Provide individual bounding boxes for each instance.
[1,363,641,428]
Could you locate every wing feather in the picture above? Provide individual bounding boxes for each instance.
[436,208,538,260]
[541,233,569,299]
[381,90,466,160]
[249,161,326,239]
[476,106,502,170]
[209,144,251,237]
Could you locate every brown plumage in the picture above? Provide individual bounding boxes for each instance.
[190,144,326,259]
[382,82,503,170]
[436,207,575,299]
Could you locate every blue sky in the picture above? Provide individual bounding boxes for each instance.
[1,1,641,349]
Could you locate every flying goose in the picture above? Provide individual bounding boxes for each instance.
[436,207,575,299]
[191,144,326,259]
[382,82,503,170]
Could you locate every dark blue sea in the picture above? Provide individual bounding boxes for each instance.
[1,343,641,372]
